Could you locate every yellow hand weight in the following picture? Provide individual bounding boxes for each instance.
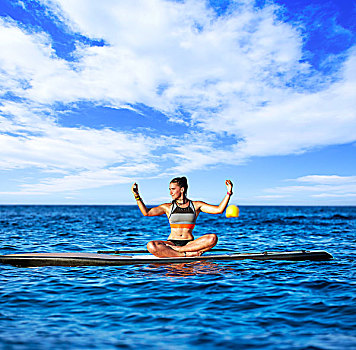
[226,205,239,218]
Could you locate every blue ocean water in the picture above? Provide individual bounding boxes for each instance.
[0,205,355,350]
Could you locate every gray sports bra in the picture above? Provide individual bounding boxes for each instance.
[168,200,197,229]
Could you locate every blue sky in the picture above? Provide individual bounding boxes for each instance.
[0,0,355,205]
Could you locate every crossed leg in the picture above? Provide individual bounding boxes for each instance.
[147,234,218,258]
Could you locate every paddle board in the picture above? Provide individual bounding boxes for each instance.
[0,250,332,267]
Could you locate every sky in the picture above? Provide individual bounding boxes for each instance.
[0,0,355,206]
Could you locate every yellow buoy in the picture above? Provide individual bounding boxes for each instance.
[226,205,239,218]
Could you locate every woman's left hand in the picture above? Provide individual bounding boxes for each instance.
[225,180,233,194]
[131,183,139,195]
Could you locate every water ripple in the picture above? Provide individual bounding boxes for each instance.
[0,205,355,349]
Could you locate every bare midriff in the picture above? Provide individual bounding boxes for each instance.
[167,228,194,241]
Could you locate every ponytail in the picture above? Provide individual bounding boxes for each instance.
[170,176,188,195]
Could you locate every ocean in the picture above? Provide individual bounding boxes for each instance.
[1,205,355,350]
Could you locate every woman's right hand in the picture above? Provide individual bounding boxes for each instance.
[131,183,139,195]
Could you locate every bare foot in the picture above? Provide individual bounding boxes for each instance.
[185,251,203,257]
[169,245,183,252]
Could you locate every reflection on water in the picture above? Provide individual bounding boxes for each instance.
[147,261,236,277]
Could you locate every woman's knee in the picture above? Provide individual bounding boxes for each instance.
[147,241,157,253]
[147,240,163,253]
[207,234,218,247]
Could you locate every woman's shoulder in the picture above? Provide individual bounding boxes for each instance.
[159,202,173,212]
[191,200,207,209]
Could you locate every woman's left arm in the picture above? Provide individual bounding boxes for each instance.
[197,180,233,214]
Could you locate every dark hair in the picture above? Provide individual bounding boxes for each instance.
[170,176,188,195]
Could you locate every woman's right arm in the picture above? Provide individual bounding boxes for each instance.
[131,183,167,216]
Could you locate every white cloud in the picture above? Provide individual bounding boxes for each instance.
[0,98,167,195]
[312,193,356,198]
[295,175,356,185]
[263,175,356,199]
[39,0,356,158]
[1,0,355,196]
[10,164,157,194]
[256,194,287,199]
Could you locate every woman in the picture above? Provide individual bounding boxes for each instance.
[131,177,233,258]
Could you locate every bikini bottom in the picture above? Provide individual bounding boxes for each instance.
[167,239,193,247]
